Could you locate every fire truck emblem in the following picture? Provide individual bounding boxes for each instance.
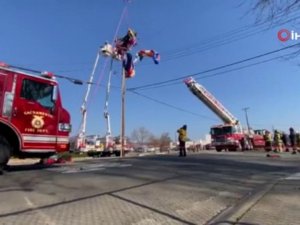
[31,115,44,129]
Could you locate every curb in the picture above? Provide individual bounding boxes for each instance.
[207,180,278,224]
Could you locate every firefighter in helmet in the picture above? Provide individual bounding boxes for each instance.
[177,125,187,157]
[264,130,272,152]
[273,130,282,153]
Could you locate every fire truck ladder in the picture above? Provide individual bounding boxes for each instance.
[103,59,114,149]
[184,77,239,125]
[78,49,101,150]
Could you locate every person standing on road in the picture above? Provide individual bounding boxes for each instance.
[264,130,272,152]
[177,125,187,157]
[289,127,297,154]
[296,132,300,152]
[281,132,289,152]
[273,130,282,153]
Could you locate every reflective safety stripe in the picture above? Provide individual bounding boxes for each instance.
[22,149,56,153]
[57,137,69,143]
[22,135,69,143]
[23,135,56,142]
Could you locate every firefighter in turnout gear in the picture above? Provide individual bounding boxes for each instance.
[177,125,187,157]
[289,127,297,154]
[273,130,282,153]
[264,130,272,152]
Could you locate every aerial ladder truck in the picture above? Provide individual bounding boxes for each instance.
[76,45,121,156]
[184,77,265,151]
[76,49,101,152]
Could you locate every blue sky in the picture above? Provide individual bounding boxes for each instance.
[1,0,300,141]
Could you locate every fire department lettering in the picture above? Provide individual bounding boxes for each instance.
[31,115,44,129]
[24,110,53,119]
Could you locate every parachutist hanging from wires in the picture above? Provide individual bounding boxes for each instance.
[115,28,137,56]
[100,28,159,80]
[100,28,137,60]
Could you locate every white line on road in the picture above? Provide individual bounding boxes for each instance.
[24,196,34,207]
[24,196,56,225]
[46,162,132,174]
[285,172,300,180]
[63,167,105,173]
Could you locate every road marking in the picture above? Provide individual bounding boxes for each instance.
[46,162,132,174]
[24,196,56,225]
[24,196,34,207]
[63,167,105,174]
[285,172,300,180]
[207,181,278,224]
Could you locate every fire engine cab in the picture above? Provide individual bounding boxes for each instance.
[0,62,71,173]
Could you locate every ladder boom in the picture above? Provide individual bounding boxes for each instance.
[184,77,238,125]
[77,49,101,150]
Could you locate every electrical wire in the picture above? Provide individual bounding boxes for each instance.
[160,11,300,62]
[91,2,129,99]
[75,1,130,136]
[131,52,294,91]
[23,8,300,72]
[128,43,300,91]
[129,90,219,121]
[126,52,293,121]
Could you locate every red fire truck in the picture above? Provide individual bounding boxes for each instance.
[0,62,71,173]
[184,77,265,151]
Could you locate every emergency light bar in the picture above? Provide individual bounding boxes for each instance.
[0,61,83,85]
[0,62,9,68]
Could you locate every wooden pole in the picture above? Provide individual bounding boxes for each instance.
[121,68,126,157]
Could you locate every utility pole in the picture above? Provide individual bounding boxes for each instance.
[121,68,126,157]
[242,107,251,133]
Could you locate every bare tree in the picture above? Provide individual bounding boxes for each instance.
[148,135,160,148]
[148,132,172,152]
[131,127,152,146]
[243,0,300,60]
[246,0,300,22]
[158,133,172,152]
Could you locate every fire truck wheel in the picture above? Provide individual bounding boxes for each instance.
[216,147,222,152]
[0,135,11,173]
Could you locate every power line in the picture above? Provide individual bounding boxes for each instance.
[6,64,84,85]
[82,49,290,91]
[19,9,300,72]
[102,52,291,121]
[131,52,293,91]
[126,53,291,121]
[160,11,300,62]
[94,55,295,124]
[128,43,300,91]
[128,90,219,121]
[133,13,300,66]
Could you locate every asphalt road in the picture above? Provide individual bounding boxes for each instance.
[1,151,300,225]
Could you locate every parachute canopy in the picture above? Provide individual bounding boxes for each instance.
[136,50,160,64]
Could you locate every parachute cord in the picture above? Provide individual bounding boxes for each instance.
[90,2,129,99]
